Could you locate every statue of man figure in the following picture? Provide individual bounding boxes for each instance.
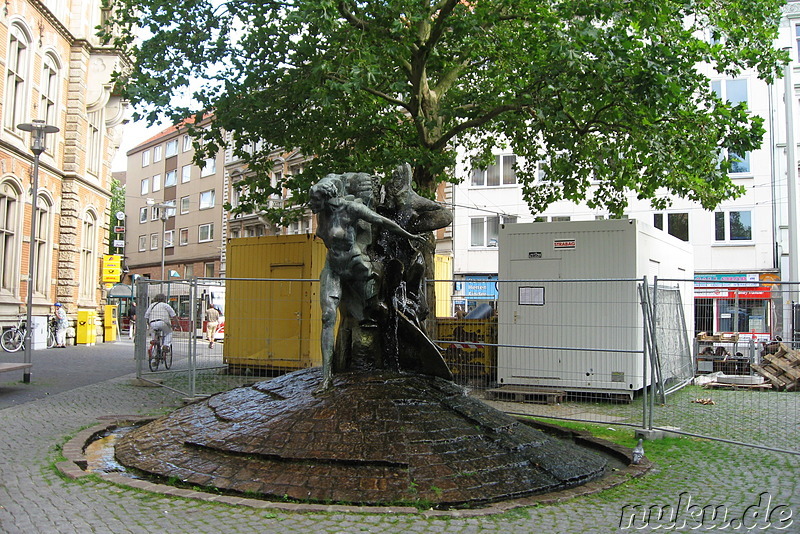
[309,173,424,391]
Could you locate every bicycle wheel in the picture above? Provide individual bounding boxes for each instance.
[1,328,23,352]
[148,343,160,371]
[47,328,56,349]
[163,345,173,370]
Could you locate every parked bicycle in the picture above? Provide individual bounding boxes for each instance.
[1,315,58,352]
[148,326,173,371]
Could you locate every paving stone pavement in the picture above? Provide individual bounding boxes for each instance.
[0,368,798,532]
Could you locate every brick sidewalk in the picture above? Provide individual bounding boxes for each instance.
[0,373,797,533]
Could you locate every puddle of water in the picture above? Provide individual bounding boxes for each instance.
[84,426,136,476]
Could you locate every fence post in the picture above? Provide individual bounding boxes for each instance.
[189,278,197,399]
[640,277,649,431]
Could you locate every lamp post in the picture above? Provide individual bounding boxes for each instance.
[146,198,174,286]
[18,120,59,384]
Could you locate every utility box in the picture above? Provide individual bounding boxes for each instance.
[76,310,97,345]
[30,316,47,350]
[225,234,327,372]
[498,219,694,397]
[104,305,118,342]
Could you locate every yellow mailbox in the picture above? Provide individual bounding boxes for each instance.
[76,310,97,345]
[104,305,118,342]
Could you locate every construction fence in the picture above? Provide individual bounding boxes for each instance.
[133,277,800,455]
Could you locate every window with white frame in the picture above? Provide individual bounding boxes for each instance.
[150,233,158,250]
[181,164,191,183]
[139,207,148,223]
[79,211,97,299]
[140,177,149,195]
[199,189,216,209]
[183,134,192,152]
[470,155,517,187]
[153,145,162,163]
[180,195,190,214]
[165,139,178,157]
[551,216,571,222]
[33,195,53,295]
[199,223,214,242]
[179,227,189,246]
[0,181,21,291]
[87,109,103,175]
[152,174,162,192]
[138,235,146,252]
[653,212,689,242]
[715,210,752,242]
[470,215,517,247]
[40,54,60,129]
[165,170,177,187]
[5,24,30,130]
[141,149,150,167]
[728,151,750,174]
[201,158,216,177]
[711,78,748,108]
[164,229,174,248]
[151,206,160,221]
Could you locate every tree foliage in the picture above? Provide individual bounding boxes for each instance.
[101,0,786,220]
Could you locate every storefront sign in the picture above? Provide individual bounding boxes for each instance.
[694,286,772,299]
[464,276,498,299]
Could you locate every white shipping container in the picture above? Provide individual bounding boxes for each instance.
[497,219,694,397]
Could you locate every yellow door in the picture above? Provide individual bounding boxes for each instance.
[266,264,304,367]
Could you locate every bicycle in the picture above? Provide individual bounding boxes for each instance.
[1,315,58,352]
[148,326,173,371]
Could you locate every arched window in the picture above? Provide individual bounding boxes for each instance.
[33,195,53,296]
[4,23,31,130]
[79,210,98,299]
[0,181,22,292]
[40,53,60,130]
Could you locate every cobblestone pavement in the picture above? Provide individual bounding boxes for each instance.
[0,372,798,533]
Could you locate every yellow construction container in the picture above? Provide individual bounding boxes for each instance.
[434,254,452,318]
[224,234,327,372]
[103,305,118,342]
[436,317,497,386]
[76,310,97,345]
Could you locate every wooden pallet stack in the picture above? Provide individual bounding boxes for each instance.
[751,343,800,391]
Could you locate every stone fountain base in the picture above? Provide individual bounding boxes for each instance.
[115,368,608,507]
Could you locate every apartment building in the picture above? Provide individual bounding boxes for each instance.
[124,119,227,281]
[0,0,127,335]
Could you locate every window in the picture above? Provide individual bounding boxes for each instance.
[729,152,750,174]
[201,158,216,177]
[151,206,160,221]
[40,54,60,128]
[715,211,752,241]
[151,174,162,192]
[150,233,158,250]
[79,211,97,299]
[180,196,190,214]
[653,212,689,242]
[138,235,146,252]
[470,215,517,247]
[179,227,189,246]
[165,139,178,157]
[87,109,103,175]
[184,264,194,278]
[33,196,53,295]
[718,299,766,333]
[230,228,240,239]
[140,178,149,195]
[183,134,192,152]
[199,223,214,242]
[141,150,150,167]
[153,145,162,163]
[711,78,748,108]
[181,165,191,183]
[204,262,215,277]
[164,230,174,248]
[471,155,516,186]
[139,207,148,223]
[551,216,571,222]
[165,170,177,187]
[5,24,30,130]
[199,189,216,209]
[0,182,21,291]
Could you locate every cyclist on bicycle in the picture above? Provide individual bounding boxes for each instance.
[144,294,179,353]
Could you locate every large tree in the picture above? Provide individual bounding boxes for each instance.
[102,0,786,221]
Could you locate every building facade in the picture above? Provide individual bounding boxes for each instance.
[0,0,127,339]
[124,119,227,282]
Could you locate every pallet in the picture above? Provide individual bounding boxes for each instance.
[703,382,772,391]
[486,386,565,405]
[751,343,800,391]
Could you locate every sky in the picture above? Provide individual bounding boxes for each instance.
[112,116,170,172]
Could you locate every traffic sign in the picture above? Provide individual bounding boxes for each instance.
[114,226,125,233]
[116,211,125,221]
[113,239,125,248]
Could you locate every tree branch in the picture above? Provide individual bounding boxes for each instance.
[325,73,412,114]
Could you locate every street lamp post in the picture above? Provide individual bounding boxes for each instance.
[146,198,173,286]
[18,120,59,384]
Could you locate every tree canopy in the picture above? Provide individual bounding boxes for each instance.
[102,0,786,221]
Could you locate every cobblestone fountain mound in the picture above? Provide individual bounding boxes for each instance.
[116,368,608,507]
